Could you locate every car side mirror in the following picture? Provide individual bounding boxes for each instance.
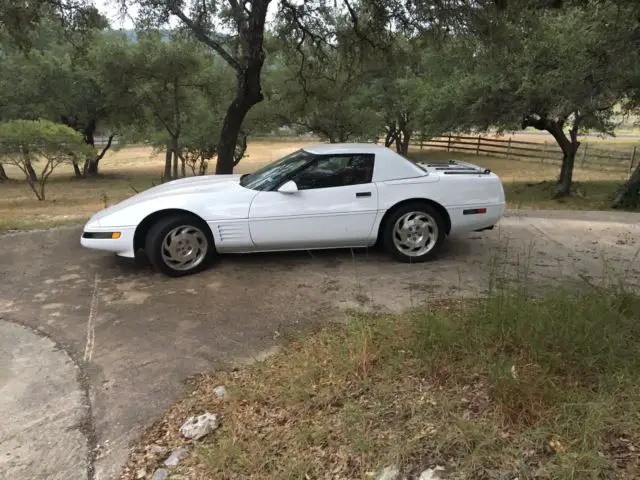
[277,180,298,194]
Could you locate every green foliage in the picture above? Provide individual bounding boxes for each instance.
[0,9,110,124]
[264,27,383,143]
[417,2,639,133]
[94,30,236,177]
[0,119,93,199]
[0,9,115,176]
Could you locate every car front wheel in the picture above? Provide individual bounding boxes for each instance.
[383,202,446,263]
[145,214,216,277]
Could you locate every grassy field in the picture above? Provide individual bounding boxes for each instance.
[120,280,640,479]
[0,139,636,231]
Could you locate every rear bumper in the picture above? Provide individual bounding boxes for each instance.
[80,226,136,258]
[450,202,505,234]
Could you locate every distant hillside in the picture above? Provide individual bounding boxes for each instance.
[111,29,173,42]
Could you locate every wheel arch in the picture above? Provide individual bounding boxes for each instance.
[133,208,213,255]
[376,198,451,244]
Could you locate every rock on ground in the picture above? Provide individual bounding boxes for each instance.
[163,447,187,467]
[179,412,220,440]
[376,465,400,480]
[419,466,445,480]
[214,386,227,398]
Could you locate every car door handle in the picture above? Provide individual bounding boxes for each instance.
[355,192,372,197]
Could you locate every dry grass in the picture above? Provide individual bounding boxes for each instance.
[119,283,640,480]
[481,131,640,148]
[0,139,636,231]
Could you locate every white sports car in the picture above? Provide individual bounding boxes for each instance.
[81,143,505,277]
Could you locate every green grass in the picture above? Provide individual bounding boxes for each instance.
[121,280,640,480]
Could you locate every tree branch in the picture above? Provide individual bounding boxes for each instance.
[168,5,241,71]
[280,0,336,51]
[521,113,547,131]
[569,112,581,145]
[96,134,115,162]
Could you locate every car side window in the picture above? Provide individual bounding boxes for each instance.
[291,154,375,190]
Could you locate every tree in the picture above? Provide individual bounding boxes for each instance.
[97,30,235,180]
[123,0,272,174]
[0,119,92,200]
[123,0,418,173]
[367,37,429,155]
[611,164,640,209]
[262,11,389,143]
[416,1,640,196]
[0,10,116,177]
[266,44,381,143]
[0,0,106,50]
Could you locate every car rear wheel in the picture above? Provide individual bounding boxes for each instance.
[145,214,216,277]
[383,202,446,263]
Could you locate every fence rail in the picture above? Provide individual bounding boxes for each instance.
[415,134,638,173]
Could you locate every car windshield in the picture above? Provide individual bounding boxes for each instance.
[240,149,315,191]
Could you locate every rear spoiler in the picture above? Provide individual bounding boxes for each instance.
[417,159,492,175]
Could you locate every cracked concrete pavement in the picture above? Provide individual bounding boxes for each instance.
[0,209,639,480]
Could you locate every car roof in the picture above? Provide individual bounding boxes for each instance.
[302,143,391,155]
[301,142,428,182]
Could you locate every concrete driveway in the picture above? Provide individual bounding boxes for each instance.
[1,209,639,480]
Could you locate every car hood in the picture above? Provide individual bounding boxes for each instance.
[133,174,242,199]
[88,174,245,226]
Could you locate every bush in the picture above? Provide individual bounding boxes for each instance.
[0,119,93,200]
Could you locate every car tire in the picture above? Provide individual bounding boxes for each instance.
[383,202,446,263]
[145,214,217,277]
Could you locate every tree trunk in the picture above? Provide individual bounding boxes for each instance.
[384,121,398,147]
[86,133,115,176]
[213,0,269,174]
[400,129,412,156]
[545,119,579,198]
[522,114,581,198]
[85,158,98,176]
[72,161,83,178]
[216,100,254,174]
[172,150,179,180]
[0,163,8,181]
[556,143,578,197]
[25,160,37,182]
[61,116,108,177]
[25,175,43,200]
[233,132,248,167]
[180,153,186,178]
[611,163,640,209]
[164,143,173,181]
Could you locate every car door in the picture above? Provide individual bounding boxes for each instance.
[248,153,378,250]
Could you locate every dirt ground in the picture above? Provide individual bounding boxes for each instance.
[1,209,640,479]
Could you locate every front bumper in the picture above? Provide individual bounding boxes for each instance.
[80,226,136,258]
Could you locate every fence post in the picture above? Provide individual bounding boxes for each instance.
[447,134,452,152]
[630,146,637,174]
[507,138,512,159]
[581,143,588,168]
[476,136,481,155]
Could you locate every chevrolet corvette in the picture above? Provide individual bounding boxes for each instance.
[81,143,505,277]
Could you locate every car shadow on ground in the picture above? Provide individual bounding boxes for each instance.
[109,235,480,278]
